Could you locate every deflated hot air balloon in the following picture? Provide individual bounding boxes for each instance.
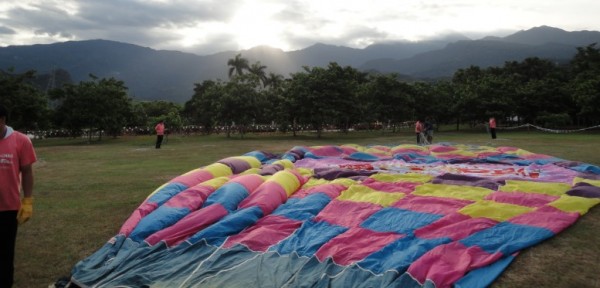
[70,143,600,288]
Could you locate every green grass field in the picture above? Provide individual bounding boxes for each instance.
[14,130,600,288]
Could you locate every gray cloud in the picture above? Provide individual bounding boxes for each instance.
[33,29,73,39]
[1,0,244,51]
[1,0,599,55]
[75,0,240,28]
[0,26,16,35]
[4,6,80,40]
[272,1,310,23]
[338,26,389,46]
[273,2,386,49]
[298,26,389,49]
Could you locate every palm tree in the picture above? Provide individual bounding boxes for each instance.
[227,54,249,78]
[248,61,268,86]
[264,72,284,89]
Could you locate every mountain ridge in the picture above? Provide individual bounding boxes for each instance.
[1,26,599,103]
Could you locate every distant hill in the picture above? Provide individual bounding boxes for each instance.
[0,40,206,102]
[500,25,600,46]
[1,26,598,103]
[360,26,600,77]
[360,40,577,78]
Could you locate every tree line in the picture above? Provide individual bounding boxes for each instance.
[1,44,599,140]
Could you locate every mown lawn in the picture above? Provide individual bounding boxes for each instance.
[14,130,600,288]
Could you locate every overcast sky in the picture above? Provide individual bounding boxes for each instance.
[1,0,599,55]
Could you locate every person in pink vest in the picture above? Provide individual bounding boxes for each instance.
[489,117,497,139]
[415,119,424,145]
[0,104,37,287]
[155,120,165,149]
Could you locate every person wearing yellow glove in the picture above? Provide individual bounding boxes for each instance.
[17,197,33,224]
[0,104,37,287]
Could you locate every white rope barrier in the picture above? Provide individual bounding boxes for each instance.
[497,124,531,130]
[498,123,600,133]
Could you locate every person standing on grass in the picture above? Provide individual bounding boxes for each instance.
[0,104,37,288]
[155,120,165,149]
[489,117,497,139]
[424,118,434,144]
[415,119,424,145]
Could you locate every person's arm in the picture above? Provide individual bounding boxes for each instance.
[18,164,34,224]
[21,164,34,198]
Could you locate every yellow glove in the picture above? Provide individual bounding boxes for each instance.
[17,197,33,224]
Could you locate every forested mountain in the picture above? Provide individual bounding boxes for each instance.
[360,40,577,78]
[1,26,599,103]
[360,26,600,77]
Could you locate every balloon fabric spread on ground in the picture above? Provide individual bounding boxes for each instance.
[70,143,600,288]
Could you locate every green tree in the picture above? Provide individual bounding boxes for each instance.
[259,73,288,132]
[429,80,457,127]
[476,72,516,121]
[137,100,183,131]
[285,69,313,136]
[360,74,415,132]
[451,66,487,129]
[184,80,220,134]
[215,75,261,138]
[570,44,600,124]
[502,58,570,124]
[326,63,368,133]
[264,72,284,89]
[51,75,132,141]
[286,63,365,137]
[129,102,149,128]
[452,65,518,128]
[0,68,50,131]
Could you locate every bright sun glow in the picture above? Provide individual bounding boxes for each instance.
[229,1,289,50]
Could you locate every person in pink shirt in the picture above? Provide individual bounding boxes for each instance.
[489,117,497,139]
[0,104,37,287]
[154,120,165,149]
[415,119,424,145]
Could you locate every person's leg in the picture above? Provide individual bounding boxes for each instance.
[156,135,163,148]
[0,211,18,288]
[491,128,496,139]
[416,133,420,145]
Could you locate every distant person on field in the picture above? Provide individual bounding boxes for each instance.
[415,119,425,145]
[0,104,37,288]
[489,117,497,139]
[424,118,434,144]
[155,120,165,149]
